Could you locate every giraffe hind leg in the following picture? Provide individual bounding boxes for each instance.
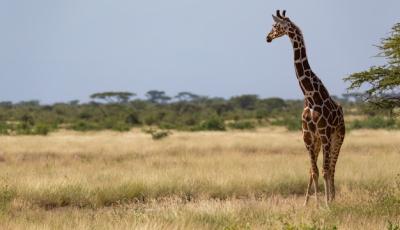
[329,126,345,202]
[304,169,313,206]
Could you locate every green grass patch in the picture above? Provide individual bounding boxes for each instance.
[23,184,92,209]
[0,185,16,212]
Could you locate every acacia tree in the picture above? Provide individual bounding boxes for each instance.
[145,90,171,104]
[344,23,400,116]
[90,91,136,104]
[230,94,259,110]
[175,92,200,102]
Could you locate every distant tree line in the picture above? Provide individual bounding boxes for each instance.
[0,90,397,135]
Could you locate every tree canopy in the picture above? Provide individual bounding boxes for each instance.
[145,90,171,104]
[90,91,136,104]
[344,23,400,112]
[175,92,201,101]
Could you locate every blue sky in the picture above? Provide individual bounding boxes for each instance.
[0,0,399,103]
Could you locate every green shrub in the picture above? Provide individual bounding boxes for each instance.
[228,120,255,130]
[125,113,140,125]
[109,122,131,132]
[20,114,35,126]
[16,122,33,135]
[0,122,56,136]
[71,121,100,131]
[256,109,269,120]
[143,115,157,126]
[194,116,226,131]
[270,116,301,131]
[151,130,170,140]
[142,128,171,140]
[158,122,176,130]
[0,122,10,135]
[99,118,131,132]
[348,117,398,130]
[78,111,93,120]
[32,123,51,135]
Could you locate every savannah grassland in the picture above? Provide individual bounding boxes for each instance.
[0,128,399,229]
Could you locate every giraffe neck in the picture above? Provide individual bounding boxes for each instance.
[288,29,313,86]
[287,25,330,105]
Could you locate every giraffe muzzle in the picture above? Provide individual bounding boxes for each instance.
[266,36,272,43]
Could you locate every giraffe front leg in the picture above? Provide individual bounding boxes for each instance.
[303,169,319,206]
[322,169,330,207]
[311,166,319,205]
[302,130,320,206]
[304,168,314,206]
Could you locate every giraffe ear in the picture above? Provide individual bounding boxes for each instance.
[272,15,283,23]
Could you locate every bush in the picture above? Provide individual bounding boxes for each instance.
[142,128,171,140]
[151,130,170,140]
[143,115,157,126]
[228,120,255,130]
[6,122,54,136]
[109,122,131,132]
[32,123,51,135]
[255,109,269,120]
[20,114,35,126]
[348,117,398,130]
[16,122,33,135]
[194,116,226,131]
[270,116,301,131]
[0,122,10,135]
[125,113,140,125]
[71,121,100,131]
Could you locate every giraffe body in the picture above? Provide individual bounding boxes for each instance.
[266,10,345,206]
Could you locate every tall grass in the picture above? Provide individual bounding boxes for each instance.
[0,128,399,229]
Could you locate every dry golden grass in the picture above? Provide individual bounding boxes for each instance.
[0,127,399,229]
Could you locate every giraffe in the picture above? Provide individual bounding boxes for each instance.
[266,10,345,206]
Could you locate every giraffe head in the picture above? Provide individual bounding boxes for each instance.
[266,10,291,43]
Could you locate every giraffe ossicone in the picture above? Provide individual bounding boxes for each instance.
[266,10,345,207]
